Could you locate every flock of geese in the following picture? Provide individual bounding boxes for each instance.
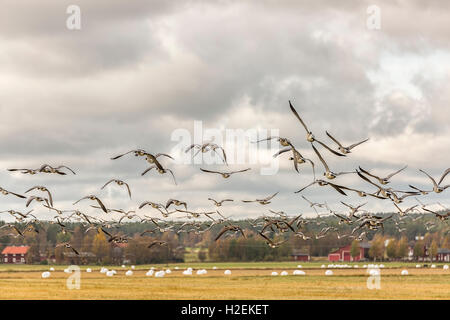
[0,101,449,256]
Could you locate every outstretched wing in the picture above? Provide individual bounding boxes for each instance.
[385,165,407,180]
[419,169,438,188]
[348,138,370,150]
[325,131,344,148]
[289,100,309,133]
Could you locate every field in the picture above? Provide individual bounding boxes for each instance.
[0,262,448,300]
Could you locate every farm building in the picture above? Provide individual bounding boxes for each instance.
[328,242,370,262]
[437,248,450,262]
[2,246,30,264]
[291,249,310,261]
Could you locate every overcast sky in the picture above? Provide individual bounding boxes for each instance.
[0,0,449,222]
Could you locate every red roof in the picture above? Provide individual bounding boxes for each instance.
[2,246,30,255]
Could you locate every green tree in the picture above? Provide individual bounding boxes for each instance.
[198,250,207,262]
[429,240,438,262]
[396,236,408,260]
[369,234,385,261]
[413,240,425,260]
[386,239,397,260]
[92,231,111,264]
[350,240,360,260]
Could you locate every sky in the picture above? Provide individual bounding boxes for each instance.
[0,0,449,222]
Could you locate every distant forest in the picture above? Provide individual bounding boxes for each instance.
[0,212,448,265]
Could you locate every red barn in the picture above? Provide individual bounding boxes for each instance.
[328,242,370,262]
[291,249,310,261]
[437,248,450,262]
[2,246,30,264]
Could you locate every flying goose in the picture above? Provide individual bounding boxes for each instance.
[186,143,228,165]
[289,100,345,157]
[423,208,449,221]
[340,201,367,218]
[0,187,26,199]
[242,192,279,205]
[358,165,407,185]
[26,196,50,208]
[301,195,327,209]
[166,199,187,210]
[25,186,53,207]
[73,195,108,213]
[55,242,79,255]
[312,144,355,179]
[418,168,450,193]
[356,171,392,199]
[148,240,168,249]
[274,146,315,175]
[295,179,349,196]
[200,168,251,178]
[141,165,177,185]
[253,136,294,148]
[101,179,132,199]
[258,232,288,248]
[208,198,234,207]
[139,201,165,210]
[7,168,39,175]
[325,131,369,154]
[214,225,246,241]
[39,164,76,175]
[393,203,418,217]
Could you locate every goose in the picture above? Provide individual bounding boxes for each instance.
[148,241,168,249]
[312,144,355,179]
[274,146,315,175]
[186,143,227,165]
[422,208,449,221]
[7,168,39,175]
[200,168,251,178]
[253,136,294,148]
[101,179,132,199]
[295,179,349,196]
[418,168,450,193]
[0,187,26,199]
[393,203,418,217]
[214,225,246,241]
[26,196,50,208]
[39,164,76,175]
[289,100,345,156]
[258,232,288,248]
[166,199,187,211]
[145,153,174,165]
[118,214,140,224]
[0,224,25,237]
[141,164,177,185]
[55,242,79,255]
[340,201,367,218]
[139,201,165,210]
[356,171,392,198]
[242,192,279,205]
[208,198,234,207]
[294,231,312,240]
[73,195,108,213]
[325,131,369,154]
[358,165,407,185]
[111,149,148,159]
[25,186,53,206]
[301,195,327,209]
[0,210,35,221]
[409,185,431,195]
[387,189,420,204]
